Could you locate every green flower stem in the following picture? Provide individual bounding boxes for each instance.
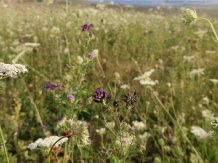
[0,125,9,163]
[197,17,218,42]
[148,87,204,163]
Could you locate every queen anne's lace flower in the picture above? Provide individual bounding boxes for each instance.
[190,126,208,139]
[0,62,27,78]
[27,136,68,150]
[133,69,156,85]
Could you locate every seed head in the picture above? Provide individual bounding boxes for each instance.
[183,8,197,25]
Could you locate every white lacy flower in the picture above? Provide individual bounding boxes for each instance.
[210,79,218,84]
[201,110,216,121]
[76,56,84,64]
[120,84,128,89]
[106,122,115,129]
[189,68,205,78]
[27,136,68,150]
[190,126,208,139]
[132,121,146,130]
[96,128,106,136]
[138,132,151,143]
[133,69,156,85]
[0,62,27,78]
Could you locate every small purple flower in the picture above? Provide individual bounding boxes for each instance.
[44,84,51,91]
[82,24,93,32]
[128,126,136,131]
[93,88,111,105]
[87,52,95,59]
[41,125,47,130]
[68,94,75,101]
[179,116,185,122]
[55,114,65,122]
[50,84,60,90]
[44,83,60,91]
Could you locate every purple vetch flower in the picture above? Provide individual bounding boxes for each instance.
[55,114,65,122]
[50,84,60,90]
[43,83,60,91]
[93,88,111,105]
[82,24,93,32]
[44,84,51,91]
[41,125,47,130]
[68,94,75,101]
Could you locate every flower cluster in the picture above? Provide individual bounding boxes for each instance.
[0,62,27,78]
[44,83,60,91]
[93,88,111,105]
[133,69,156,85]
[123,91,137,109]
[66,119,90,145]
[27,136,68,150]
[82,24,93,32]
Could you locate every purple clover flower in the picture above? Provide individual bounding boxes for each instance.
[93,88,111,105]
[82,24,93,32]
[68,94,75,101]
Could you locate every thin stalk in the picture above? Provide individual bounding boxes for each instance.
[197,17,218,42]
[0,125,9,163]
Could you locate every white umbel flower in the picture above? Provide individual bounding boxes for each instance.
[133,69,156,85]
[0,62,27,78]
[183,8,198,25]
[189,68,205,78]
[96,128,106,136]
[27,136,68,150]
[190,126,208,139]
[132,121,146,130]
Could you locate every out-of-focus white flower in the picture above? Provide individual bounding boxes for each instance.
[51,26,60,34]
[133,69,156,85]
[171,45,179,50]
[189,68,205,78]
[91,49,99,57]
[190,126,208,139]
[27,136,68,150]
[76,56,84,64]
[106,122,115,129]
[138,132,151,143]
[120,84,128,89]
[132,121,146,130]
[205,50,216,54]
[202,97,209,105]
[194,29,207,38]
[183,55,195,63]
[96,128,106,136]
[24,43,40,47]
[201,110,215,120]
[0,62,27,78]
[210,79,218,84]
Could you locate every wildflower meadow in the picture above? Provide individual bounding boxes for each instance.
[0,1,218,163]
